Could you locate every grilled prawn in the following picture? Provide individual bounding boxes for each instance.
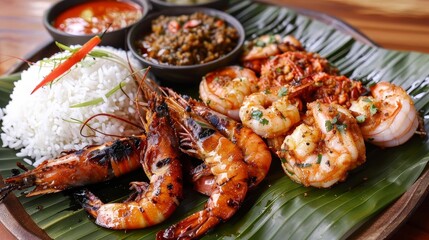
[75,96,183,229]
[167,89,271,194]
[0,135,146,201]
[158,93,248,239]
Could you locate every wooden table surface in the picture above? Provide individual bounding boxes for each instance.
[0,0,428,239]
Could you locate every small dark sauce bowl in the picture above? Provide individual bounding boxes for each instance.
[150,0,229,10]
[127,7,245,84]
[43,0,150,48]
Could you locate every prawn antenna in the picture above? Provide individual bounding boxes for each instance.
[0,184,19,202]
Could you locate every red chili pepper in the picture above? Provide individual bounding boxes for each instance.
[31,35,102,94]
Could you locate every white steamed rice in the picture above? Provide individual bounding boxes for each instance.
[1,46,142,166]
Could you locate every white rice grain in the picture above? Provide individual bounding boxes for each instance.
[0,46,143,166]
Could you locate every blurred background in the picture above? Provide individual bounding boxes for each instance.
[1,0,429,75]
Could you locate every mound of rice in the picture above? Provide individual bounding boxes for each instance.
[1,46,143,166]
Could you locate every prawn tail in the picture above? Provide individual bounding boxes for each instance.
[157,210,220,240]
[74,188,103,218]
[0,183,20,202]
[190,164,215,196]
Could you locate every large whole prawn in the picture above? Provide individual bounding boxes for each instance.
[74,95,183,229]
[0,134,146,201]
[157,92,249,239]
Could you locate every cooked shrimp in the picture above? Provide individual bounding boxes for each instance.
[349,82,419,147]
[259,52,337,89]
[278,102,366,188]
[75,96,183,229]
[304,72,365,108]
[242,35,305,73]
[199,66,259,120]
[239,86,301,138]
[0,135,146,201]
[158,93,248,239]
[168,89,271,193]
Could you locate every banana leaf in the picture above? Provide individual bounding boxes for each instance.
[1,1,429,239]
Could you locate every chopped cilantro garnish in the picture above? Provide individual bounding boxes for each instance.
[337,124,347,134]
[370,104,378,115]
[260,118,269,125]
[255,40,266,47]
[251,110,263,120]
[325,120,333,132]
[278,87,288,97]
[356,115,366,123]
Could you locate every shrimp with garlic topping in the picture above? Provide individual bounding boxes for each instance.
[199,66,259,121]
[278,102,366,188]
[239,86,301,138]
[349,81,419,147]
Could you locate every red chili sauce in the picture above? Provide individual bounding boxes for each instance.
[54,0,142,35]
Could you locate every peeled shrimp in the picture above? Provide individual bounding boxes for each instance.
[278,102,366,188]
[159,92,248,239]
[349,81,419,147]
[75,96,183,229]
[199,66,259,120]
[167,89,271,193]
[242,35,305,73]
[239,87,301,138]
[0,135,146,201]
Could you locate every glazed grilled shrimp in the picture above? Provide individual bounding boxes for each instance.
[75,96,183,229]
[167,89,271,194]
[278,102,366,187]
[349,82,419,147]
[199,66,259,120]
[242,35,305,73]
[259,52,337,90]
[158,93,248,239]
[239,86,301,138]
[0,135,146,201]
[303,72,365,108]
